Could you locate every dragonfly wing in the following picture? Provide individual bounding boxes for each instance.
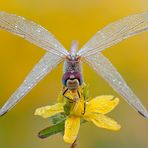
[84,53,148,118]
[0,52,63,116]
[78,12,148,57]
[0,11,69,56]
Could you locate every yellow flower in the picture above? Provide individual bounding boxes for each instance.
[35,90,121,144]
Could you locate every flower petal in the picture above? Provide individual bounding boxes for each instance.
[63,116,80,144]
[34,103,64,118]
[70,99,85,116]
[85,114,121,131]
[86,95,119,114]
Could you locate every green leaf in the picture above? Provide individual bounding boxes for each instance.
[51,113,66,124]
[38,120,65,139]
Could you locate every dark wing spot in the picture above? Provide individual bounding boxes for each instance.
[0,110,8,117]
[138,111,148,119]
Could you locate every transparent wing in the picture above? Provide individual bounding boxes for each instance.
[78,12,148,57]
[0,11,69,56]
[0,52,63,116]
[85,53,148,118]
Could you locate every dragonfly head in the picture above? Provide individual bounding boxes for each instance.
[62,71,83,90]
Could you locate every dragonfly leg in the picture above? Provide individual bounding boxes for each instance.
[62,88,74,103]
[77,89,80,98]
[82,102,86,115]
[77,89,86,115]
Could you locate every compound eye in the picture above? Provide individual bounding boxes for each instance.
[78,76,83,86]
[62,76,67,86]
[62,72,71,86]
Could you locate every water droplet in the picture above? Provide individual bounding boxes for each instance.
[37,29,41,33]
[118,81,122,85]
[54,44,58,48]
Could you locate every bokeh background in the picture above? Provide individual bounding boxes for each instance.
[0,0,148,148]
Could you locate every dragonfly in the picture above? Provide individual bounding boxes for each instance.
[0,11,148,118]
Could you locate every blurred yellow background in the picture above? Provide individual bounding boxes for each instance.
[0,0,148,148]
